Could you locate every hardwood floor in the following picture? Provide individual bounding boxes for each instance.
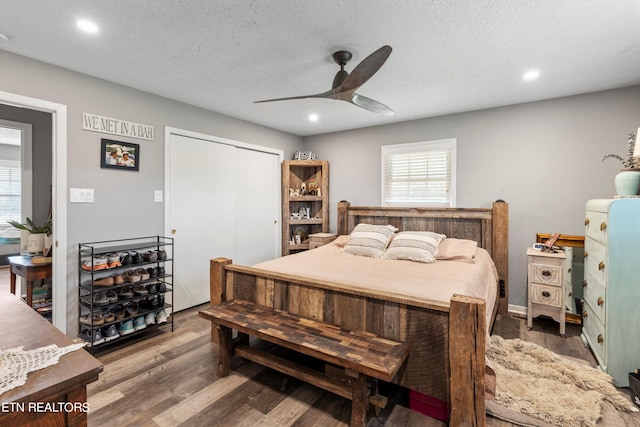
[85,305,640,426]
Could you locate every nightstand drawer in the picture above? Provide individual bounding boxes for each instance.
[530,283,563,308]
[530,263,563,287]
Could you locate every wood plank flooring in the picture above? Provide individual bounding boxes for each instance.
[85,305,640,426]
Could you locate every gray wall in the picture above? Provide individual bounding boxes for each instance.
[0,51,303,334]
[303,85,640,309]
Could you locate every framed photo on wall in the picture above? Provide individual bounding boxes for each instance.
[100,139,139,171]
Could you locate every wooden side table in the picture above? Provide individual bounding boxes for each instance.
[308,232,337,249]
[0,294,103,427]
[9,255,52,308]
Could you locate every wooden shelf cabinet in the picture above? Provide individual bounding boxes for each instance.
[282,160,329,256]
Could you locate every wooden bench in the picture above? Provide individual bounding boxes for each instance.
[199,299,409,427]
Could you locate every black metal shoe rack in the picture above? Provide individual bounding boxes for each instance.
[78,236,174,353]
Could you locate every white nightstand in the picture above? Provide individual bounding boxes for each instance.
[527,247,566,336]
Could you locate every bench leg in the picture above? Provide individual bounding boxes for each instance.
[214,324,232,377]
[350,373,369,427]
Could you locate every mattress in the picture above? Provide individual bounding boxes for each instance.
[252,236,499,322]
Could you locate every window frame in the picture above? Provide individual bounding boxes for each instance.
[0,158,22,227]
[380,138,457,208]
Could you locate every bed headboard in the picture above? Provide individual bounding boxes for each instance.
[337,200,509,314]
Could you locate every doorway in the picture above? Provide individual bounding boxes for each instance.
[165,128,282,311]
[0,90,67,333]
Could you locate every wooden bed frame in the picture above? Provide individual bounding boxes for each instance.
[208,200,508,425]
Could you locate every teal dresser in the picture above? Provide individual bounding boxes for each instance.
[581,198,640,387]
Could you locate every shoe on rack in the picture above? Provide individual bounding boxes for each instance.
[133,315,147,331]
[113,274,125,285]
[144,251,158,263]
[105,290,119,304]
[93,276,115,287]
[158,266,165,276]
[101,311,115,323]
[106,253,122,269]
[118,286,134,299]
[156,309,168,324]
[79,313,104,326]
[145,312,156,326]
[158,294,165,307]
[79,328,105,347]
[124,300,139,317]
[81,255,109,271]
[147,267,158,278]
[135,268,150,281]
[93,291,109,306]
[157,282,167,293]
[132,284,148,296]
[124,270,141,283]
[142,294,158,310]
[146,282,157,294]
[102,324,120,342]
[120,252,132,266]
[117,319,135,336]
[113,304,126,320]
[157,249,167,261]
[131,251,143,264]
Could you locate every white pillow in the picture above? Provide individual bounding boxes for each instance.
[382,231,446,263]
[343,223,397,258]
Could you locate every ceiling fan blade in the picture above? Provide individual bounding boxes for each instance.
[338,45,392,93]
[254,89,336,104]
[351,93,394,116]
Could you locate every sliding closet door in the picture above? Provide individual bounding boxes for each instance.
[168,134,237,311]
[167,132,280,311]
[235,147,280,266]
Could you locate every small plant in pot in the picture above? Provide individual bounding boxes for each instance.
[8,215,52,254]
[602,132,640,196]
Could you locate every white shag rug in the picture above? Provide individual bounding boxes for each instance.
[485,336,638,427]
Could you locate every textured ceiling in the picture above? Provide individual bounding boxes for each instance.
[0,0,639,137]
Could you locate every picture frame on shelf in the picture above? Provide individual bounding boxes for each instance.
[100,138,140,171]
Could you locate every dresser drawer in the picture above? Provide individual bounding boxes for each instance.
[583,272,606,325]
[583,303,607,367]
[530,283,563,308]
[530,262,563,287]
[584,238,608,286]
[585,209,609,245]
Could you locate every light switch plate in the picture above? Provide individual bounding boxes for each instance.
[70,188,94,203]
[154,190,163,202]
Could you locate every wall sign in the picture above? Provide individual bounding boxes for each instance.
[82,112,155,141]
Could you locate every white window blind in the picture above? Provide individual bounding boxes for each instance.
[0,159,21,225]
[381,139,456,207]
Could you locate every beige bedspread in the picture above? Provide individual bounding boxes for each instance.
[252,237,499,321]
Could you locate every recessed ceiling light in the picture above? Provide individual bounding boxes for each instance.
[308,113,319,122]
[522,69,540,82]
[77,19,99,34]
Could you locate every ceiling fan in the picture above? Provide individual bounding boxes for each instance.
[254,45,394,116]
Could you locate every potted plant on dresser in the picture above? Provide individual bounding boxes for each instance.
[8,215,52,255]
[602,131,640,196]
